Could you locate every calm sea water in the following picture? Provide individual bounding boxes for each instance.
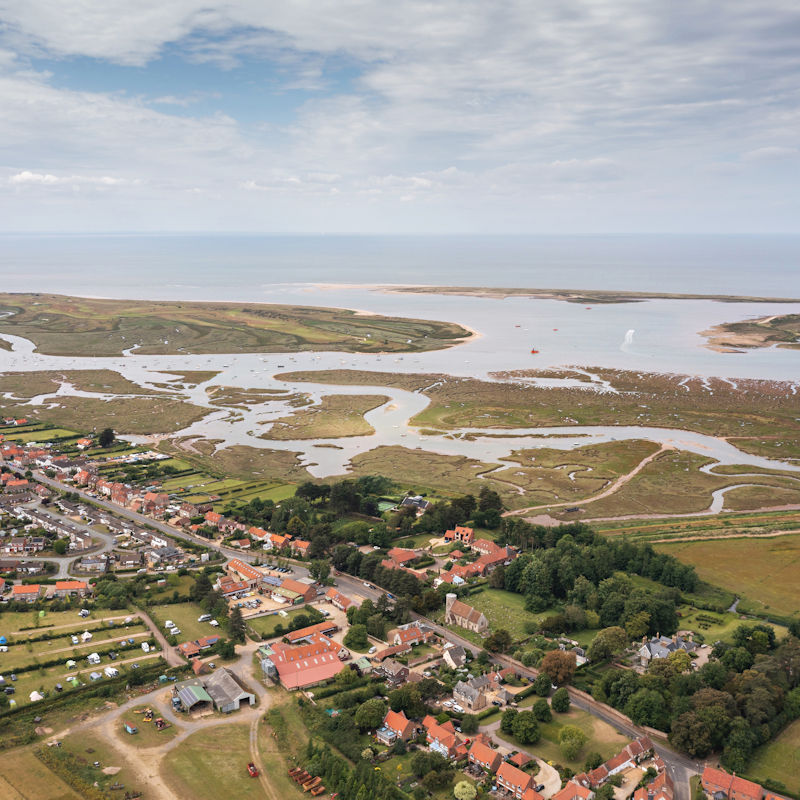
[1,234,799,300]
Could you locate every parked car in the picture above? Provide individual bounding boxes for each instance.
[368,646,377,654]
[4,687,15,695]
[10,674,16,682]
[209,620,219,627]
[71,635,79,645]
[198,614,212,622]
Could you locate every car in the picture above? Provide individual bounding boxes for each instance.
[10,674,16,682]
[131,663,139,669]
[363,582,371,588]
[453,704,464,713]
[208,662,215,669]
[423,671,431,678]
[368,646,377,654]
[442,700,453,708]
[4,687,14,695]
[198,614,212,622]
[492,700,502,707]
[165,620,174,629]
[71,635,79,645]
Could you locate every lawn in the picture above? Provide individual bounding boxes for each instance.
[163,724,265,800]
[657,535,800,618]
[147,602,216,642]
[147,573,197,602]
[498,707,630,771]
[247,608,310,638]
[0,608,119,636]
[747,717,800,793]
[120,705,180,747]
[0,747,82,800]
[466,588,562,643]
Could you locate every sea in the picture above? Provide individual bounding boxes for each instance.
[0,233,799,300]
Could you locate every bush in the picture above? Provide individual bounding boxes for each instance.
[552,687,570,713]
[533,698,552,722]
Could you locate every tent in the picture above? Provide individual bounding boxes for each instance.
[65,659,77,668]
[0,636,7,645]
[29,691,44,702]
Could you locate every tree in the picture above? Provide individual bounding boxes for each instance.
[489,565,506,589]
[559,725,588,760]
[343,624,368,650]
[500,708,518,734]
[309,560,330,582]
[53,538,67,555]
[584,752,604,771]
[667,649,692,674]
[587,626,628,662]
[511,711,540,745]
[551,687,570,713]
[485,629,512,653]
[454,781,477,800]
[228,605,246,643]
[625,688,667,728]
[98,427,115,448]
[532,698,552,722]
[533,674,552,697]
[360,747,374,761]
[541,650,577,685]
[354,697,387,731]
[461,713,478,734]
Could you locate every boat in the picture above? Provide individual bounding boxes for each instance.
[530,349,539,354]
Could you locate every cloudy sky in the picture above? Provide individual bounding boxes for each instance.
[0,1,798,233]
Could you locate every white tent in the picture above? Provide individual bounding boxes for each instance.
[81,631,92,642]
[29,691,44,702]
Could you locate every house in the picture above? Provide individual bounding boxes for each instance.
[290,539,311,557]
[376,709,415,745]
[444,525,474,544]
[468,740,502,773]
[473,546,516,575]
[204,511,223,527]
[226,558,263,589]
[390,622,435,647]
[11,583,41,603]
[230,538,251,549]
[326,587,353,611]
[454,677,488,711]
[142,492,169,515]
[385,547,418,566]
[54,580,90,598]
[285,620,339,644]
[422,714,466,760]
[442,644,467,669]
[634,771,674,800]
[75,554,109,573]
[375,658,409,687]
[639,633,697,665]
[471,537,500,555]
[552,784,595,800]
[444,593,489,635]
[701,767,763,800]
[279,577,316,604]
[260,633,345,690]
[116,551,142,570]
[497,761,535,798]
[177,635,221,659]
[372,643,412,662]
[400,495,431,515]
[573,737,654,789]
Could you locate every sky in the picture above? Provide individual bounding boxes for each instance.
[0,1,798,234]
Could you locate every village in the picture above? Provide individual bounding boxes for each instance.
[0,427,795,800]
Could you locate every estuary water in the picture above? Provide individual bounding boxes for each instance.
[0,234,799,482]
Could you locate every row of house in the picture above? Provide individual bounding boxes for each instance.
[5,580,91,603]
[701,766,786,800]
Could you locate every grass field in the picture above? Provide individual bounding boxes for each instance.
[657,535,800,618]
[467,589,532,641]
[163,724,265,800]
[747,718,800,793]
[247,608,310,638]
[0,293,470,356]
[60,729,141,794]
[263,393,389,440]
[498,707,630,771]
[147,602,219,642]
[121,705,180,747]
[0,748,82,800]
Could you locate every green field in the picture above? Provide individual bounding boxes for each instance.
[747,718,800,793]
[147,602,219,642]
[657,535,800,618]
[247,608,311,638]
[1,609,131,639]
[163,724,265,800]
[498,707,630,771]
[466,589,531,641]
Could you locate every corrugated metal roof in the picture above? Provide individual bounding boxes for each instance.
[178,685,212,707]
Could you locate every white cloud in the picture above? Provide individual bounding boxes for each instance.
[741,146,798,162]
[8,170,134,186]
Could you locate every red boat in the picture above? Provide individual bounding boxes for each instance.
[530,349,539,354]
